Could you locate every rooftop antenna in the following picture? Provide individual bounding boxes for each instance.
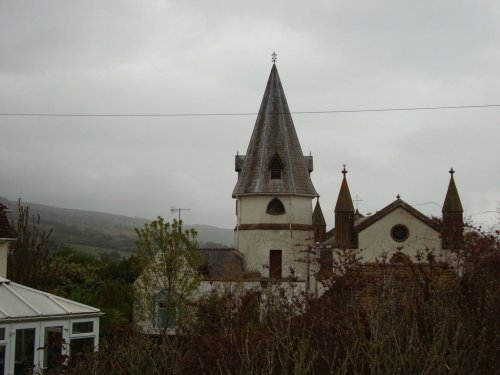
[170,206,190,233]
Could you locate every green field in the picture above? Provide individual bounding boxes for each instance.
[69,243,135,259]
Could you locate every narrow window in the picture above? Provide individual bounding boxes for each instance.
[155,292,177,330]
[157,301,177,329]
[269,153,283,180]
[15,328,36,374]
[44,326,64,370]
[269,250,282,278]
[266,198,285,215]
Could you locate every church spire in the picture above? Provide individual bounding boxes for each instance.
[335,165,355,212]
[442,168,464,249]
[443,168,463,213]
[334,166,356,248]
[232,62,317,197]
[312,198,327,242]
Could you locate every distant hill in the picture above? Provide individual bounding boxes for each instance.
[0,198,234,258]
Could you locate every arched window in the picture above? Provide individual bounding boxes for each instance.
[390,252,410,264]
[268,153,283,180]
[266,198,285,215]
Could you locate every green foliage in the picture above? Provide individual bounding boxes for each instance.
[41,247,141,335]
[134,217,202,334]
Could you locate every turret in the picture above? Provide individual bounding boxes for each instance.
[442,168,464,249]
[334,165,356,248]
[312,198,326,242]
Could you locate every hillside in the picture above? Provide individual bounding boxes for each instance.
[0,198,234,258]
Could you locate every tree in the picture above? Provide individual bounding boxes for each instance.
[8,199,52,287]
[134,217,202,335]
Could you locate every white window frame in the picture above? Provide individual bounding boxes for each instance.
[39,320,70,371]
[8,322,40,375]
[0,324,8,375]
[69,317,100,354]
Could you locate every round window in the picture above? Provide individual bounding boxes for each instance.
[391,224,409,242]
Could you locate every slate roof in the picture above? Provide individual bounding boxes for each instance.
[233,64,317,197]
[334,171,354,212]
[312,199,326,226]
[443,173,463,213]
[0,204,16,240]
[199,248,244,279]
[0,277,102,322]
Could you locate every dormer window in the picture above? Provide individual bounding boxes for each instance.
[266,198,285,215]
[269,153,283,180]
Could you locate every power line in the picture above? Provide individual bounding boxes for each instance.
[0,104,499,118]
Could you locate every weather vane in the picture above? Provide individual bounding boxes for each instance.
[271,51,277,64]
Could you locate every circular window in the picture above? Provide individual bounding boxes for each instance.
[391,224,409,242]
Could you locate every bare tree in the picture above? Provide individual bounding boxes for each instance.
[8,199,52,287]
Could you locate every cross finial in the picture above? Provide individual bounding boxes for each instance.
[353,194,363,210]
[271,51,277,64]
[396,194,401,200]
[449,167,455,175]
[342,164,347,175]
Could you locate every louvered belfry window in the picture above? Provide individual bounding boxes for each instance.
[269,153,283,180]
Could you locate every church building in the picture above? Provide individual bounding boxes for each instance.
[230,57,464,291]
[137,57,466,333]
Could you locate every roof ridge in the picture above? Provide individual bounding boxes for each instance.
[355,199,439,232]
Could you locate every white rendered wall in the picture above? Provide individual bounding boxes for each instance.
[0,242,8,278]
[357,207,443,262]
[234,195,315,281]
[236,229,312,278]
[236,195,313,225]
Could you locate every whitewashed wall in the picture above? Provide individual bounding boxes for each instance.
[0,242,8,278]
[357,207,443,262]
[236,195,313,224]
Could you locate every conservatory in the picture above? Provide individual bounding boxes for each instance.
[0,277,102,375]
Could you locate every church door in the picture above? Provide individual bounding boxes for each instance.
[269,250,282,278]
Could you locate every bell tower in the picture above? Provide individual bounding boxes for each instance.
[233,55,318,280]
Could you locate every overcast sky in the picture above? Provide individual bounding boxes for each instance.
[1,0,499,230]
